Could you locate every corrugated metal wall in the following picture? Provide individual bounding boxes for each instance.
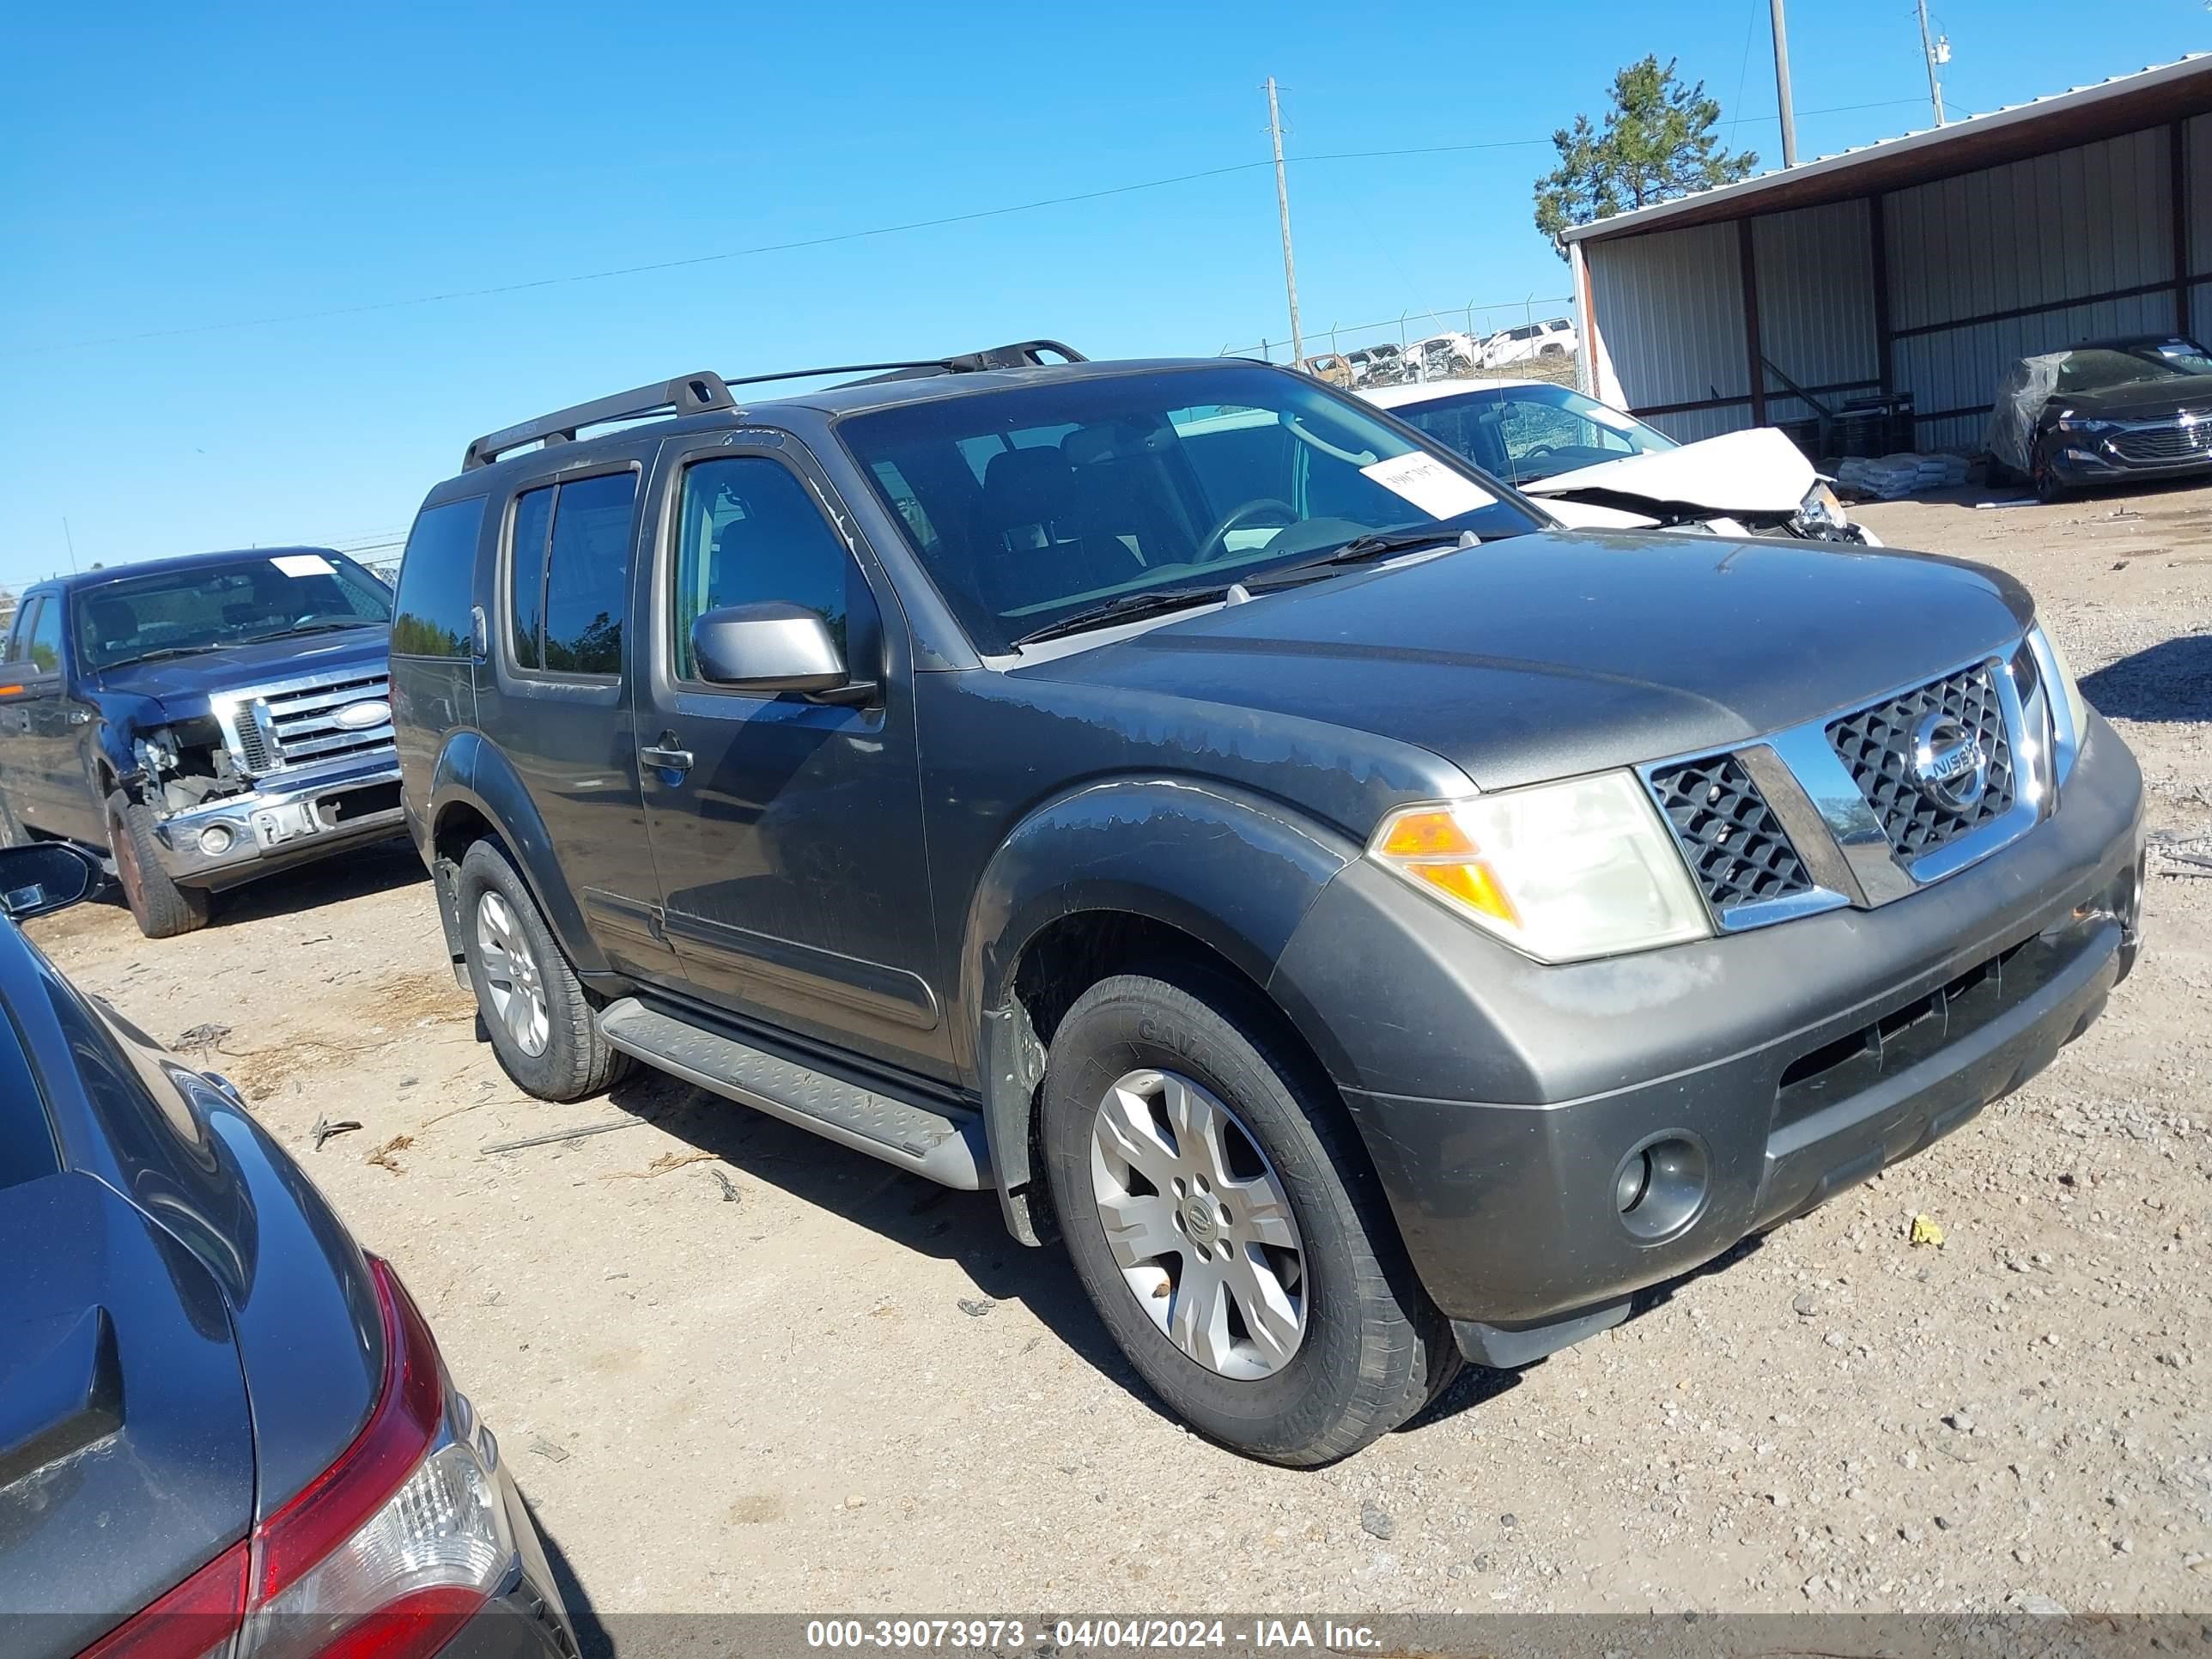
[1884,126,2175,449]
[1585,116,2201,454]
[1753,198,1879,428]
[2192,114,2212,333]
[1584,220,1747,441]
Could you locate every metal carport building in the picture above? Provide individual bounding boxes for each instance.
[1563,54,2212,455]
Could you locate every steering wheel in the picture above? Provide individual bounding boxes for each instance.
[1191,497,1298,565]
[1522,443,1559,459]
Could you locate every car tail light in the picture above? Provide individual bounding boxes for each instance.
[76,1257,516,1659]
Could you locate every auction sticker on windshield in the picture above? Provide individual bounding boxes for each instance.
[270,553,336,577]
[1359,453,1495,520]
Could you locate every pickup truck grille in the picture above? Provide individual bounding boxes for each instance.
[1645,754,1813,915]
[222,670,394,778]
[1826,663,2016,862]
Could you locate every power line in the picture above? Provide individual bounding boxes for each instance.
[9,100,1936,362]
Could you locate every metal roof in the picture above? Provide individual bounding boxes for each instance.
[1563,54,2212,246]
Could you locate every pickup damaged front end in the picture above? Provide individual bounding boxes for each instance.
[137,665,404,888]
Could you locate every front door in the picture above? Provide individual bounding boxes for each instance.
[635,440,950,1084]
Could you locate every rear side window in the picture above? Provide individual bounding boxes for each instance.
[507,472,635,677]
[5,598,45,665]
[391,498,487,659]
[0,999,59,1194]
[23,599,61,673]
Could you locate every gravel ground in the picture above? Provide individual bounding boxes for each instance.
[27,483,2210,1629]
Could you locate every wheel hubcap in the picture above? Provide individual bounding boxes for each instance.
[1088,1068,1307,1379]
[475,891,550,1057]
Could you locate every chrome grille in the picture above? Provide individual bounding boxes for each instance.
[2110,419,2212,465]
[1645,754,1813,915]
[261,672,393,768]
[218,668,395,778]
[1826,663,2015,862]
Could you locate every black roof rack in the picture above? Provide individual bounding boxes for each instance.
[460,340,1089,471]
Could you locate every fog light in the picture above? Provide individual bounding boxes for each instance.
[1613,1133,1710,1242]
[1614,1152,1651,1214]
[198,824,234,856]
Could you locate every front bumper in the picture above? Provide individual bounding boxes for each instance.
[149,751,405,890]
[2046,425,2212,488]
[1267,717,2145,1358]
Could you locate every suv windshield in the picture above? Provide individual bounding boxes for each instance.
[838,364,1540,653]
[72,553,390,671]
[1387,383,1676,485]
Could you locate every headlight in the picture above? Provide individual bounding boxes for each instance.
[2028,623,2090,773]
[1370,773,1711,963]
[1794,481,1851,534]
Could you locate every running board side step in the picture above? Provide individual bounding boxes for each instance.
[596,998,992,1190]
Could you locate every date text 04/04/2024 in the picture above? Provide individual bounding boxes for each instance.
[803,1621,1382,1650]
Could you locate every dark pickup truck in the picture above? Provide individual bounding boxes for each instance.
[0,549,404,936]
[392,343,2146,1466]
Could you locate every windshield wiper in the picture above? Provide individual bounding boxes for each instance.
[240,620,380,644]
[1244,527,1480,592]
[1317,526,1478,565]
[103,644,228,668]
[1010,586,1231,648]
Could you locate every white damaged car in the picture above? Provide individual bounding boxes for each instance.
[1364,378,1878,545]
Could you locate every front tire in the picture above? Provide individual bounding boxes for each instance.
[455,838,627,1102]
[1040,972,1456,1466]
[105,790,210,938]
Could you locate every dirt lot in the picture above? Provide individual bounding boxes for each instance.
[28,483,2211,1628]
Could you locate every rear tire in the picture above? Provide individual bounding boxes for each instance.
[455,838,628,1102]
[104,790,210,939]
[1040,970,1454,1466]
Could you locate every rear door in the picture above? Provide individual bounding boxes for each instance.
[479,457,675,981]
[633,437,951,1081]
[0,597,52,826]
[0,598,70,833]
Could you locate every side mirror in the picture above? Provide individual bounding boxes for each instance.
[690,602,857,697]
[0,842,104,921]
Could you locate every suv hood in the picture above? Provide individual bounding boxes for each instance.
[91,626,389,716]
[1013,530,2032,791]
[1523,427,1817,518]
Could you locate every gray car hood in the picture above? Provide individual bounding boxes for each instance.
[1012,529,2033,791]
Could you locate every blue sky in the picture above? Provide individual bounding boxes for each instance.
[2,0,2204,587]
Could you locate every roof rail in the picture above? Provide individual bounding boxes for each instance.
[463,371,735,471]
[460,342,1090,471]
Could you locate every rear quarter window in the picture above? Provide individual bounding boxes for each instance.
[391,497,488,659]
[0,986,60,1194]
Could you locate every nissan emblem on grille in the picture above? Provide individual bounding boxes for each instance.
[1826,662,2017,862]
[1909,711,1989,812]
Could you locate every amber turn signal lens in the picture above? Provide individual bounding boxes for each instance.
[1407,860,1521,925]
[1378,811,1478,859]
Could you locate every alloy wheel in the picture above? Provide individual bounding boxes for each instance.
[1088,1068,1307,1379]
[475,891,550,1057]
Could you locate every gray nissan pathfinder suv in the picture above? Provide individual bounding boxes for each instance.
[389,343,2145,1466]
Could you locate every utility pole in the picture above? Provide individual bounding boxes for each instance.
[1917,0,1948,126]
[1265,76,1304,367]
[1769,0,1798,167]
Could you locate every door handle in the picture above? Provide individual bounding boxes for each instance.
[639,744,694,774]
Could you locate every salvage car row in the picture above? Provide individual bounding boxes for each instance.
[0,337,2154,1654]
